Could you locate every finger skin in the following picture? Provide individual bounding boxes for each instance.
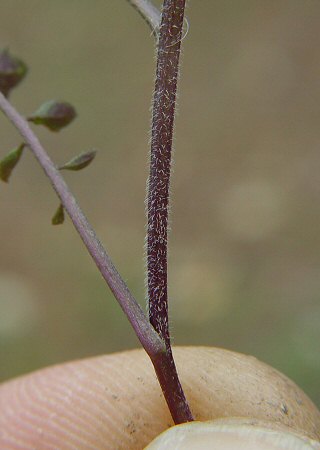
[145,419,320,450]
[1,347,319,449]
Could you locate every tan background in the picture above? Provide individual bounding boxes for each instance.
[0,1,319,407]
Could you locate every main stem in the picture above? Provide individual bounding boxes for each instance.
[148,0,185,348]
[147,0,193,422]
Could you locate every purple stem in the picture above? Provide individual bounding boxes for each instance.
[0,92,165,357]
[148,0,185,348]
[146,0,194,422]
[0,90,192,423]
[0,92,163,356]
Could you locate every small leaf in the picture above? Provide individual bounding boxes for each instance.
[0,49,28,97]
[28,100,77,132]
[59,150,97,171]
[0,143,25,182]
[52,203,65,225]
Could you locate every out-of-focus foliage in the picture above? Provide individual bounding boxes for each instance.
[0,48,27,97]
[0,1,319,407]
[51,203,64,225]
[0,143,25,182]
[59,150,97,171]
[28,100,77,131]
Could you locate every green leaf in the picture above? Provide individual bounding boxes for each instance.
[59,150,97,171]
[0,48,28,97]
[52,203,65,225]
[0,143,25,182]
[28,100,77,132]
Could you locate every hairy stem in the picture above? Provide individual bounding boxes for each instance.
[148,0,185,348]
[146,0,194,422]
[129,0,193,423]
[0,90,193,424]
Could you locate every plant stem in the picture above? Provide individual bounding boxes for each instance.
[126,0,161,34]
[0,92,163,357]
[0,90,193,424]
[148,0,185,348]
[146,0,194,423]
[130,0,193,423]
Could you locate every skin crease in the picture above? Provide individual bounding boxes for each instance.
[0,347,319,450]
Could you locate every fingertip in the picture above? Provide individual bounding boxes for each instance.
[0,349,171,449]
[1,347,319,449]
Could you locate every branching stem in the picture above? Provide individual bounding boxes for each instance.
[0,91,164,357]
[0,89,192,423]
[0,0,193,424]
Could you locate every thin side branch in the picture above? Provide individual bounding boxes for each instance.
[0,91,164,358]
[126,0,161,35]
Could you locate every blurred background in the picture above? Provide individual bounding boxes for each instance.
[1,1,320,407]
